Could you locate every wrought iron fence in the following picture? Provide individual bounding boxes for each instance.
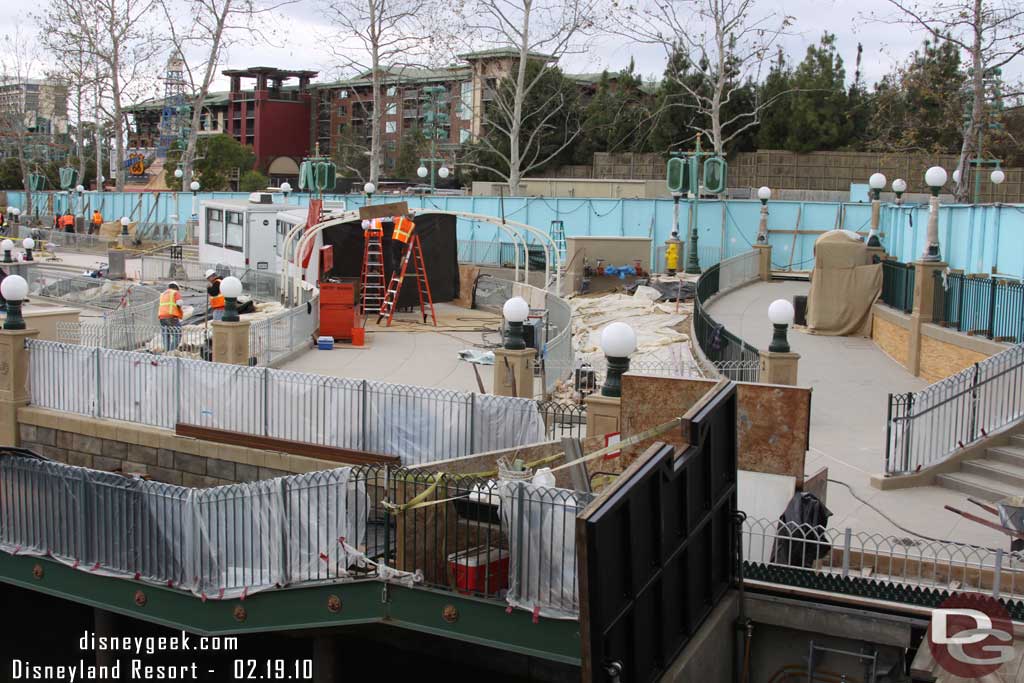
[885,343,1024,474]
[0,453,590,616]
[742,515,1024,601]
[933,270,1024,343]
[57,320,209,354]
[27,340,546,464]
[881,259,915,313]
[693,251,762,382]
[536,400,588,440]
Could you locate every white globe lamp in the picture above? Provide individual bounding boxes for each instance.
[502,296,530,349]
[1,275,29,330]
[220,275,243,322]
[599,322,637,397]
[768,298,795,353]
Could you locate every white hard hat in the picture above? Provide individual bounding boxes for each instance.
[205,269,216,278]
[361,219,371,230]
[168,281,180,289]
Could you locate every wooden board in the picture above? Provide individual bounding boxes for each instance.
[359,201,408,221]
[175,423,400,466]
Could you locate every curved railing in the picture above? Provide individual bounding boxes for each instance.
[472,274,574,395]
[692,251,762,382]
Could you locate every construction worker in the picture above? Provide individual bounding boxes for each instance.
[91,210,103,235]
[60,211,75,233]
[158,282,184,351]
[205,269,225,321]
[390,213,415,263]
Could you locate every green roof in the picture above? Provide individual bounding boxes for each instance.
[125,90,232,113]
[458,48,554,62]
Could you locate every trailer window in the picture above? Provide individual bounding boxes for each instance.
[225,211,244,252]
[206,208,224,246]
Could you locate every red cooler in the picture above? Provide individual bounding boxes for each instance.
[447,546,509,595]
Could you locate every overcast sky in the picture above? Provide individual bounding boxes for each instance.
[2,0,1020,96]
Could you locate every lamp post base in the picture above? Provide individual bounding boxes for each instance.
[601,355,631,397]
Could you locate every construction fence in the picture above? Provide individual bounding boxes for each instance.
[556,151,1024,203]
[26,340,545,464]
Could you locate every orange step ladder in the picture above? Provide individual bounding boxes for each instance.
[377,234,437,327]
[359,221,386,316]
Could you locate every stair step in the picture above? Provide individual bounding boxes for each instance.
[936,471,1024,502]
[1012,435,1024,449]
[988,445,1024,468]
[963,458,1024,488]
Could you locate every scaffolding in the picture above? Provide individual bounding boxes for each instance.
[157,55,189,160]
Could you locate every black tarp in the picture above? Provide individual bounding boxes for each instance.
[320,213,459,307]
[770,492,833,568]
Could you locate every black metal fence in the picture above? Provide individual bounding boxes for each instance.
[536,400,588,440]
[885,343,1024,474]
[880,259,915,313]
[933,270,1024,342]
[694,257,762,382]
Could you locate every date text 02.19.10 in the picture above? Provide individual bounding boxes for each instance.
[234,659,313,680]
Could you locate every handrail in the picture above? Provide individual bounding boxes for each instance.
[885,343,1024,474]
[691,251,762,382]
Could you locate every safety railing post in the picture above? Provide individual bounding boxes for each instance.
[841,528,852,578]
[361,379,368,452]
[969,362,980,442]
[884,393,893,474]
[263,367,270,437]
[987,277,998,340]
[902,392,914,473]
[175,356,181,428]
[468,392,476,456]
[93,347,101,418]
[993,548,1004,599]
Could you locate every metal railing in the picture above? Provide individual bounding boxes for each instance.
[536,400,588,440]
[742,515,1024,601]
[933,270,1024,343]
[693,251,762,382]
[139,255,282,302]
[880,259,915,314]
[57,320,209,353]
[16,225,114,252]
[473,275,575,395]
[0,454,590,616]
[27,340,546,464]
[885,343,1024,474]
[655,244,724,272]
[248,300,319,366]
[24,266,162,326]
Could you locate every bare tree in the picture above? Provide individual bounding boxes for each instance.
[49,46,105,184]
[0,26,57,216]
[622,0,792,156]
[460,0,604,194]
[157,0,297,192]
[38,0,157,190]
[319,0,431,186]
[878,0,1024,202]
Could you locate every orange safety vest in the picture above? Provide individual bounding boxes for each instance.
[92,212,102,225]
[60,215,74,228]
[392,216,415,244]
[366,218,383,236]
[209,278,225,310]
[158,290,183,319]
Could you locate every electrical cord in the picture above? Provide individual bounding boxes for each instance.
[826,478,1009,553]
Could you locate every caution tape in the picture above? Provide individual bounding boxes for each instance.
[382,416,685,513]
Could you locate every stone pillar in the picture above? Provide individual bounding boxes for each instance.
[492,347,536,398]
[759,350,800,386]
[211,320,251,365]
[753,244,772,282]
[585,394,622,438]
[923,194,941,261]
[0,328,39,446]
[907,260,948,376]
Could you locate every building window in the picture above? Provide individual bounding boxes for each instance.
[206,209,224,246]
[337,89,348,99]
[337,104,347,117]
[459,81,473,120]
[460,128,471,144]
[225,211,244,252]
[338,123,347,134]
[386,140,397,151]
[386,86,396,97]
[385,102,397,115]
[385,121,397,134]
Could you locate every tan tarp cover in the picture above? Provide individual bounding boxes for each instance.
[98,220,137,240]
[805,230,882,337]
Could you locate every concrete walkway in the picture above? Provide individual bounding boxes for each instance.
[707,280,1006,547]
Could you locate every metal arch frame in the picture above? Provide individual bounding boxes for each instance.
[280,211,530,305]
[281,208,559,304]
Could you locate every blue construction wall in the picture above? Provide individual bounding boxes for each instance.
[5,191,1023,277]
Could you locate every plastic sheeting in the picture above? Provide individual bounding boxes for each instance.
[498,480,594,620]
[28,340,545,464]
[0,455,376,598]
